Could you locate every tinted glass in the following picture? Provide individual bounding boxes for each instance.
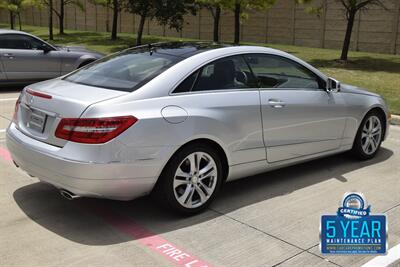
[0,34,46,50]
[244,54,321,89]
[65,49,180,92]
[174,71,199,93]
[189,56,256,92]
[153,42,228,58]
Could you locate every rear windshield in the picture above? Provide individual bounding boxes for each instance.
[64,48,180,92]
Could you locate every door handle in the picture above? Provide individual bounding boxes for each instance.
[3,53,14,59]
[268,99,285,108]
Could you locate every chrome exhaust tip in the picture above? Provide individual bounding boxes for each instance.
[60,189,80,200]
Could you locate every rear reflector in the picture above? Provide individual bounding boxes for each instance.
[55,116,137,144]
[26,88,52,99]
[12,98,21,124]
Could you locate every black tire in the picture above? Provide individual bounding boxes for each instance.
[155,143,224,215]
[352,111,384,160]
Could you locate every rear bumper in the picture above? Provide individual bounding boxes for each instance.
[6,123,160,200]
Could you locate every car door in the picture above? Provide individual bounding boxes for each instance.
[0,55,6,82]
[244,54,347,163]
[172,55,265,166]
[0,36,9,82]
[0,34,61,81]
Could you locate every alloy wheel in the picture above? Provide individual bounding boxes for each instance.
[361,115,382,155]
[173,152,218,209]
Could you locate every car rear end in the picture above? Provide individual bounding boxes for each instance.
[6,79,161,200]
[6,45,185,200]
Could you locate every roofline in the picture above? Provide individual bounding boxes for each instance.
[118,41,233,59]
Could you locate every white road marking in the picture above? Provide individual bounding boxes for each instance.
[0,98,18,102]
[0,129,6,133]
[362,243,400,267]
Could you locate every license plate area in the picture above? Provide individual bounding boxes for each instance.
[27,108,47,133]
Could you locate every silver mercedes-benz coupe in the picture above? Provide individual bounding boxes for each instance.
[0,29,103,85]
[6,42,390,214]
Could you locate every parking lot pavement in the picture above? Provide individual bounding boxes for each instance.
[1,90,399,267]
[0,90,19,139]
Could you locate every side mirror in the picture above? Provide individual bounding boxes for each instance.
[327,77,340,93]
[40,44,52,53]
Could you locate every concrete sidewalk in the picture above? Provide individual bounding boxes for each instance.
[390,114,400,125]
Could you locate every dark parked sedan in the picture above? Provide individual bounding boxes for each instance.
[0,29,103,85]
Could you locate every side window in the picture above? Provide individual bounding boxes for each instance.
[174,71,199,93]
[0,36,8,49]
[193,56,257,91]
[0,35,15,49]
[172,55,257,93]
[0,34,46,50]
[27,36,47,50]
[1,35,32,49]
[244,54,322,89]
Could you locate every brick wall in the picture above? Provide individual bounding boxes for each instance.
[1,0,399,54]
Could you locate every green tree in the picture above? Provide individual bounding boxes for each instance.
[154,0,197,32]
[0,0,31,30]
[48,0,52,39]
[54,0,84,34]
[27,0,84,35]
[125,0,197,46]
[336,0,386,61]
[25,0,55,39]
[125,0,155,46]
[221,0,275,44]
[196,0,223,42]
[301,0,386,60]
[91,0,124,40]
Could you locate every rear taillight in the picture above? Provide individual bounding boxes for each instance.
[55,116,137,144]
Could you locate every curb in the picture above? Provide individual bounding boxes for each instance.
[390,114,400,126]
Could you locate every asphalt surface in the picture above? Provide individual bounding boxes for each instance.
[0,89,399,267]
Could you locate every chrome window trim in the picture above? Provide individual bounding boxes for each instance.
[169,87,261,96]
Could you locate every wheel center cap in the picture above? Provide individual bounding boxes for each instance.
[192,175,198,184]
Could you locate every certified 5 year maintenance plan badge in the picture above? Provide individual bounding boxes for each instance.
[320,192,387,254]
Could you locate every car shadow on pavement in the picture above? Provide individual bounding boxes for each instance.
[13,148,393,245]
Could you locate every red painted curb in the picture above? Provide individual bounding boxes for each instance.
[0,147,12,162]
[85,204,211,267]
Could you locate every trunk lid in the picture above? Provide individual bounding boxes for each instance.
[16,79,128,147]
